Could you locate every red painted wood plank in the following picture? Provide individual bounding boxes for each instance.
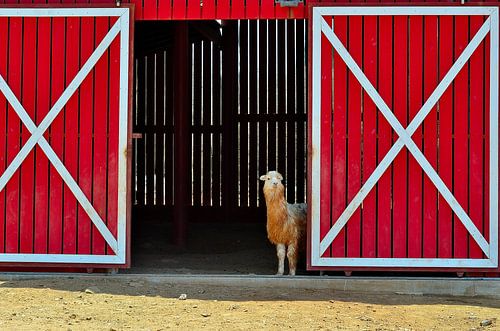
[92,17,110,255]
[483,31,490,250]
[48,17,65,255]
[61,17,80,255]
[408,15,423,258]
[392,15,408,258]
[377,15,392,259]
[231,0,244,19]
[131,0,143,20]
[437,16,453,259]
[0,17,7,253]
[246,0,259,19]
[319,16,333,258]
[346,15,362,258]
[158,0,172,19]
[202,0,215,19]
[187,0,201,19]
[422,15,438,259]
[5,17,22,254]
[216,0,230,19]
[468,16,485,259]
[19,17,37,254]
[275,1,289,19]
[453,16,469,259]
[143,0,157,20]
[330,15,347,258]
[290,3,305,20]
[260,0,274,19]
[172,0,186,19]
[34,17,51,254]
[107,34,120,252]
[362,15,377,258]
[78,17,94,255]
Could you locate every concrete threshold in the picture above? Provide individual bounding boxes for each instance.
[1,272,499,299]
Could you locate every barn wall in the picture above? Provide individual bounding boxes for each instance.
[132,20,307,222]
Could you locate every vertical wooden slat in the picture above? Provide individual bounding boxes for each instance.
[192,42,202,206]
[320,17,333,258]
[155,51,165,206]
[261,0,274,19]
[438,15,454,259]
[135,56,146,207]
[239,21,249,207]
[92,17,109,255]
[47,16,64,254]
[392,15,408,258]
[286,20,296,203]
[157,0,172,20]
[295,20,305,204]
[212,44,221,207]
[423,15,439,259]
[377,15,392,258]
[468,16,485,259]
[172,0,186,20]
[19,17,36,254]
[144,0,157,20]
[246,0,259,19]
[202,0,215,19]
[107,28,120,250]
[453,16,469,259]
[231,0,244,20]
[145,54,155,206]
[202,41,212,206]
[249,21,258,207]
[165,49,174,205]
[5,17,22,253]
[277,21,286,179]
[0,17,7,252]
[258,20,268,206]
[77,16,94,255]
[187,0,201,19]
[62,16,79,254]
[267,20,277,171]
[362,15,377,258]
[217,0,230,20]
[408,15,423,258]
[346,15,362,258]
[330,16,347,258]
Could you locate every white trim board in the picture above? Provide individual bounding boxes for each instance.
[0,8,130,265]
[310,6,499,269]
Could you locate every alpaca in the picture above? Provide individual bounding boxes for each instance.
[260,170,307,276]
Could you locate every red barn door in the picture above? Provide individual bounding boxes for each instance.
[309,6,499,272]
[0,8,132,267]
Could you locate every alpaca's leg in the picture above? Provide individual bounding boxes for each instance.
[287,243,298,276]
[276,244,286,275]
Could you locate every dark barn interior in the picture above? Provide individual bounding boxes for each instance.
[130,20,307,274]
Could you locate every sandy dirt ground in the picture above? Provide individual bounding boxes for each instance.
[0,277,498,331]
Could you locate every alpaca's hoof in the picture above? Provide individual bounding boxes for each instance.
[275,272,284,276]
[289,271,296,276]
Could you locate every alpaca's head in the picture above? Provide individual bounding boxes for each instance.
[260,171,285,201]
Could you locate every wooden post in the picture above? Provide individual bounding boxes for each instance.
[221,21,238,221]
[173,22,189,247]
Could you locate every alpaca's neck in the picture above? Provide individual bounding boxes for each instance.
[264,192,287,226]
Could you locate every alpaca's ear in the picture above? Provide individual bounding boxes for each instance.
[277,174,283,181]
[259,175,267,181]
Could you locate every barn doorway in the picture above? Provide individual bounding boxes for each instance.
[129,20,307,274]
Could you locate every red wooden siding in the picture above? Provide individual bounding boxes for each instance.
[317,13,494,266]
[0,17,121,258]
